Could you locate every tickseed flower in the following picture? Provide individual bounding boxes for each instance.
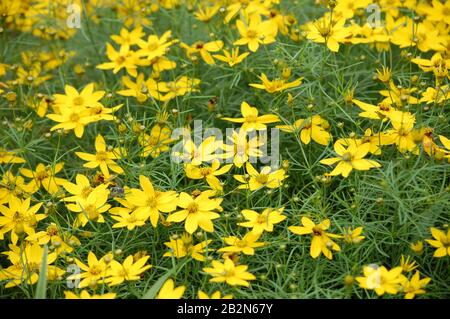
[138,124,174,158]
[117,73,164,102]
[277,115,332,145]
[185,160,233,191]
[203,258,256,287]
[381,111,418,154]
[426,227,450,257]
[218,232,265,255]
[250,73,303,94]
[137,30,178,61]
[20,162,66,194]
[194,4,221,22]
[222,101,280,132]
[64,290,116,299]
[0,172,34,204]
[289,217,341,260]
[233,14,276,52]
[198,291,233,299]
[75,134,124,178]
[234,162,287,191]
[401,271,431,299]
[156,279,186,299]
[379,81,419,107]
[125,175,178,227]
[178,136,221,166]
[166,191,223,234]
[0,149,25,164]
[213,47,250,67]
[181,40,224,65]
[26,223,79,254]
[319,140,381,178]
[221,129,264,168]
[400,255,418,273]
[305,15,351,52]
[110,26,144,50]
[66,187,111,227]
[0,196,45,244]
[410,241,424,256]
[104,255,151,286]
[420,85,450,105]
[158,76,201,102]
[163,233,212,261]
[60,174,109,203]
[438,135,450,162]
[342,227,365,244]
[352,99,394,121]
[238,207,286,235]
[69,251,110,288]
[356,265,404,296]
[110,210,146,230]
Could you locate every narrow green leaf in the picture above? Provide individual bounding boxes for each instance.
[141,268,175,299]
[35,245,48,299]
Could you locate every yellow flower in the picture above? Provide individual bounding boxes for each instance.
[422,0,450,25]
[233,14,276,52]
[198,290,233,299]
[66,187,111,227]
[203,258,256,287]
[20,162,66,194]
[380,111,418,154]
[117,73,164,102]
[158,76,201,102]
[399,255,418,273]
[166,191,222,234]
[376,66,392,83]
[137,30,178,61]
[320,140,381,178]
[105,255,151,286]
[125,175,178,227]
[221,129,264,168]
[156,279,186,299]
[0,149,25,164]
[61,173,109,203]
[218,232,265,255]
[163,233,212,261]
[343,227,365,244]
[250,73,303,93]
[185,160,233,191]
[410,241,424,256]
[26,223,78,255]
[194,4,220,22]
[379,81,419,107]
[69,251,110,288]
[234,162,287,191]
[213,47,250,67]
[64,290,116,299]
[356,265,404,296]
[277,115,331,145]
[289,217,341,260]
[75,134,124,178]
[0,172,34,204]
[110,26,144,50]
[411,52,450,79]
[139,124,174,158]
[181,40,224,65]
[222,101,280,132]
[238,207,286,235]
[97,43,148,77]
[352,99,395,121]
[178,135,221,166]
[111,210,147,230]
[420,85,449,105]
[426,227,450,257]
[402,271,431,299]
[306,15,351,52]
[0,196,45,244]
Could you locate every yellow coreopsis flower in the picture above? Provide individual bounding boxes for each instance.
[343,227,365,244]
[351,99,395,121]
[139,124,174,158]
[97,43,148,77]
[125,175,178,227]
[20,162,66,194]
[213,47,250,67]
[401,271,431,299]
[111,210,147,230]
[221,129,264,168]
[306,15,352,52]
[110,26,144,50]
[426,227,450,257]
[166,190,223,234]
[181,40,224,65]
[379,81,419,107]
[234,162,287,191]
[117,74,164,102]
[399,255,418,273]
[410,241,424,255]
[0,149,25,164]
[289,217,341,260]
[26,223,77,255]
[69,251,110,288]
[158,76,201,102]
[178,135,221,166]
[0,172,34,204]
[66,187,111,227]
[185,160,233,191]
[0,196,45,244]
[356,265,404,296]
[420,85,449,105]
[222,101,280,132]
[238,207,286,234]
[137,30,178,61]
[250,73,303,93]
[60,173,109,203]
[381,111,418,154]
[277,115,331,145]
[203,258,256,287]
[163,233,212,261]
[233,14,276,52]
[75,134,124,178]
[198,290,233,299]
[105,255,151,286]
[320,140,381,178]
[218,232,265,255]
[156,279,186,299]
[194,4,220,22]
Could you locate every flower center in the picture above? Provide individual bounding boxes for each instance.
[73,96,84,106]
[96,151,108,161]
[255,174,269,184]
[187,202,199,214]
[246,29,257,39]
[312,226,323,236]
[85,204,99,221]
[341,152,352,162]
[69,112,80,122]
